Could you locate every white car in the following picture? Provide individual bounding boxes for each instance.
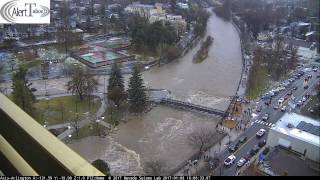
[281,106,286,112]
[256,129,266,137]
[278,98,285,104]
[302,96,307,102]
[237,158,247,167]
[224,154,236,166]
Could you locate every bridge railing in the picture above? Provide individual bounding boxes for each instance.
[0,93,104,175]
[161,98,227,117]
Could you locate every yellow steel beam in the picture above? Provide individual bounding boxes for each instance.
[0,135,38,175]
[0,93,104,176]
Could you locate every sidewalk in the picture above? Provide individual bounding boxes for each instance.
[44,93,112,140]
[174,125,244,176]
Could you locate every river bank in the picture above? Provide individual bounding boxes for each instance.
[68,12,243,175]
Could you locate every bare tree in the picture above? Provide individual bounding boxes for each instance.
[0,61,4,74]
[66,66,99,101]
[70,113,81,137]
[187,128,216,152]
[144,159,167,176]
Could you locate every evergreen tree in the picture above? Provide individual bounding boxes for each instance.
[107,63,126,107]
[11,66,36,114]
[127,66,147,113]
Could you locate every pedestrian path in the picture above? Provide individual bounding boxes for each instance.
[253,120,275,128]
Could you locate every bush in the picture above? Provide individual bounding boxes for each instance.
[262,147,270,155]
[92,159,110,175]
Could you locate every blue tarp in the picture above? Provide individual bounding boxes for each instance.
[0,52,9,61]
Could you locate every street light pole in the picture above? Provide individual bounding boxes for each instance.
[104,76,106,94]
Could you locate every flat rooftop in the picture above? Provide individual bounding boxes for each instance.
[265,147,319,176]
[271,113,320,147]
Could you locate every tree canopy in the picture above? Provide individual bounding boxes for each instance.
[107,63,126,107]
[66,66,99,101]
[128,15,178,53]
[11,66,36,114]
[127,66,147,113]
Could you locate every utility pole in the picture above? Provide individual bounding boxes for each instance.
[41,62,49,96]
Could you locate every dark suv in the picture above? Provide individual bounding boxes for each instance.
[238,136,248,144]
[228,143,240,153]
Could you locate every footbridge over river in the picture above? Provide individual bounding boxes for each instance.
[160,98,228,117]
[148,89,235,118]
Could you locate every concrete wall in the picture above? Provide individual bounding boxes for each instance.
[267,129,320,162]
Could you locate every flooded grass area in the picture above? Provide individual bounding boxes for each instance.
[68,105,221,175]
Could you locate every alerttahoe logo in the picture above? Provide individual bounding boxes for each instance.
[0,0,50,24]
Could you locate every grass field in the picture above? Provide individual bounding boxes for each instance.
[71,123,107,140]
[246,66,269,100]
[33,95,101,125]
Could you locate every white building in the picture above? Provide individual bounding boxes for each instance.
[125,2,187,34]
[177,2,189,9]
[267,113,320,162]
[124,2,165,18]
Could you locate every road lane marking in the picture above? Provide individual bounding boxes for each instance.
[233,134,257,156]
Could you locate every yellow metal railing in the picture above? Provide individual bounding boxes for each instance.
[0,93,104,176]
[0,135,38,175]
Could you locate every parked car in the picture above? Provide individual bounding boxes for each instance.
[249,145,260,156]
[297,100,303,107]
[256,129,266,137]
[224,154,236,166]
[293,86,298,90]
[287,91,293,96]
[256,106,262,112]
[302,96,307,102]
[238,136,248,144]
[237,158,247,167]
[258,140,266,147]
[273,105,279,110]
[251,145,260,154]
[228,143,239,153]
[288,78,295,83]
[278,98,285,104]
[281,106,286,112]
[262,113,269,121]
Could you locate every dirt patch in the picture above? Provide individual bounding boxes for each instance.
[222,119,236,129]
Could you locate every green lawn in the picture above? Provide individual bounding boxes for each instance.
[246,66,269,100]
[33,95,101,125]
[71,123,107,140]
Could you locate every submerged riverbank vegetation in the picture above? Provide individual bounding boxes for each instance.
[193,36,214,63]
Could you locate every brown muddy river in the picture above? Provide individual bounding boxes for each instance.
[69,12,242,175]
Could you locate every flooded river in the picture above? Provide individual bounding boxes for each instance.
[143,12,242,110]
[68,12,242,175]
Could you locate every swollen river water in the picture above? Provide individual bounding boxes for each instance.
[68,12,242,175]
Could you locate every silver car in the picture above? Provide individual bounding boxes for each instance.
[237,157,247,167]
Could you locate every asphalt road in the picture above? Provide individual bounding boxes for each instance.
[214,67,319,176]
